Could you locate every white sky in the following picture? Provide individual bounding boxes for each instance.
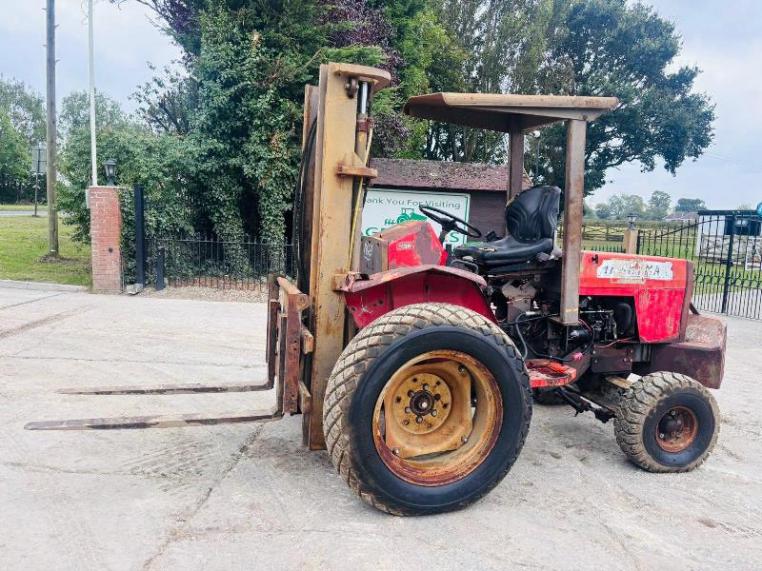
[602,0,762,209]
[0,0,760,210]
[0,0,181,113]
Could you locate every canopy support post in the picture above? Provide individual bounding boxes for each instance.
[508,128,525,201]
[560,119,587,326]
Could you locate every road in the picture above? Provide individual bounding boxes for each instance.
[1,283,760,570]
[0,210,38,217]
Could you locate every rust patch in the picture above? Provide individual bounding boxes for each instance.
[372,350,502,486]
[337,264,487,293]
[655,406,699,453]
[370,158,533,193]
[648,314,726,388]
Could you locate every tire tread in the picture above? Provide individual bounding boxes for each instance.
[323,302,531,515]
[613,371,719,472]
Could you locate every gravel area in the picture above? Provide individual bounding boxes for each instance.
[141,285,268,303]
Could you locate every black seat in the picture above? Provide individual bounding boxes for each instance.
[453,185,561,267]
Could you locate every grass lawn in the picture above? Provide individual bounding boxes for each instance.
[0,215,90,286]
[0,204,47,211]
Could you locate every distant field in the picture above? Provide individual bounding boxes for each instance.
[0,215,90,286]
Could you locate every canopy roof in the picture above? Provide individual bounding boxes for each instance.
[403,93,619,133]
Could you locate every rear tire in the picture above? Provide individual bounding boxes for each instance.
[614,372,719,472]
[323,303,532,515]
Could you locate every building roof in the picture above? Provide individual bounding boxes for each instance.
[370,158,532,193]
[403,93,619,133]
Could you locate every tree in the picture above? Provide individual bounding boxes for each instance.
[427,0,554,162]
[595,202,611,220]
[126,1,370,245]
[647,190,671,220]
[368,1,456,158]
[426,1,714,192]
[0,110,30,203]
[606,193,645,220]
[595,192,669,220]
[534,0,714,193]
[675,197,706,212]
[59,90,128,138]
[0,78,45,144]
[113,0,443,243]
[58,92,194,243]
[131,63,196,135]
[112,0,330,244]
[0,78,45,203]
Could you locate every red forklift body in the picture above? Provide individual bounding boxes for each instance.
[339,265,494,328]
[360,226,693,344]
[351,222,490,328]
[350,226,725,389]
[578,251,691,343]
[360,221,447,274]
[26,72,728,514]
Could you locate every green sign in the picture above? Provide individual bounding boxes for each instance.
[362,188,471,246]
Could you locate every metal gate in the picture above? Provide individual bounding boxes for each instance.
[146,234,294,291]
[128,185,294,292]
[638,211,762,319]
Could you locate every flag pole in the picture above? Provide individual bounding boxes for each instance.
[88,0,98,188]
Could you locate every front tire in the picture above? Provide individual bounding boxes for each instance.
[614,372,719,472]
[323,303,532,515]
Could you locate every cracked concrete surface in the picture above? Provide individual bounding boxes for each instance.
[1,284,761,570]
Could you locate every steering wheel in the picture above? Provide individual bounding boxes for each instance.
[419,204,482,243]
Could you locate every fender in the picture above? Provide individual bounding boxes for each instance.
[336,265,494,328]
[644,314,727,389]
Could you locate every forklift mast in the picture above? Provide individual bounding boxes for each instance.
[297,63,391,449]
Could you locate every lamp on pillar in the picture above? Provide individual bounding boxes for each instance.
[104,158,117,186]
[627,213,638,230]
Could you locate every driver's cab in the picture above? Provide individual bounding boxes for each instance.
[362,92,618,325]
[418,185,562,275]
[359,184,562,277]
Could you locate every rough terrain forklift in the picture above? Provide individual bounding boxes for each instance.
[27,63,726,516]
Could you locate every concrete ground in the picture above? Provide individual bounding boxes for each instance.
[1,284,761,571]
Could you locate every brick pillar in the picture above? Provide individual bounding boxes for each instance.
[623,227,639,254]
[88,186,122,293]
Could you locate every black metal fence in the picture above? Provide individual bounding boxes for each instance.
[558,221,625,253]
[637,212,762,319]
[146,234,294,291]
[585,241,624,253]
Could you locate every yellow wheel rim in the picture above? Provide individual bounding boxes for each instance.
[372,350,503,486]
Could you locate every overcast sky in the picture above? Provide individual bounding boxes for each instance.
[1,0,760,210]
